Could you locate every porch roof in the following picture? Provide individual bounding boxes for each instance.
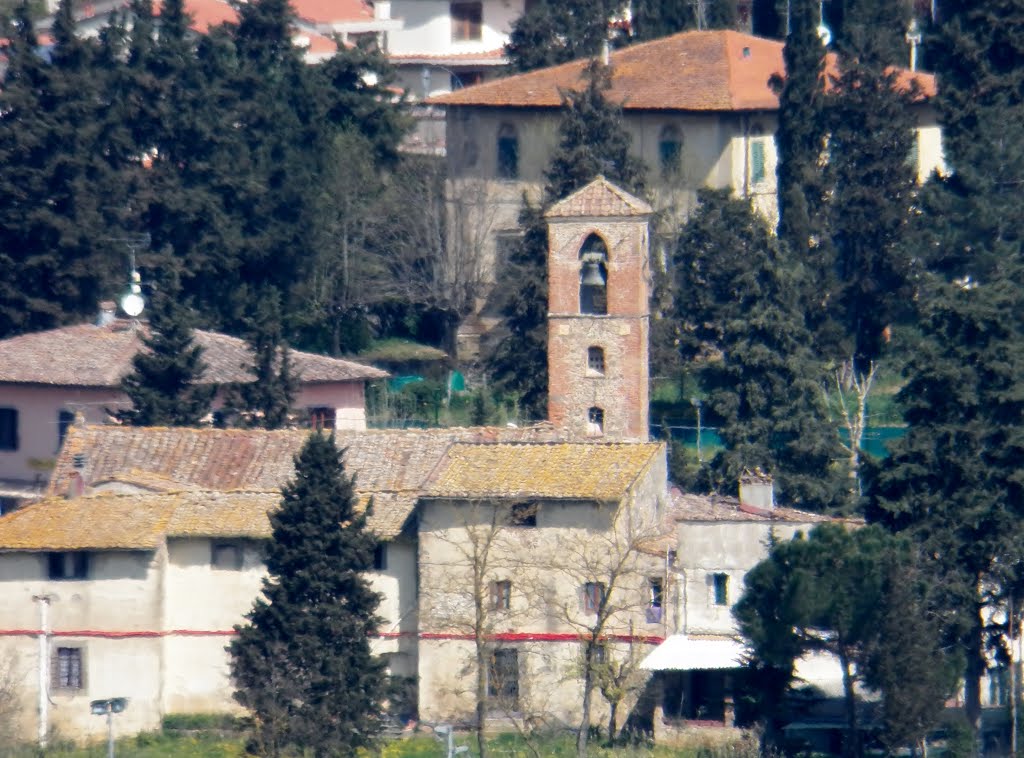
[640,634,746,671]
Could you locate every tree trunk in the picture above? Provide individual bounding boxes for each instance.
[965,608,985,735]
[476,642,488,758]
[607,700,618,746]
[840,649,861,758]
[577,643,595,758]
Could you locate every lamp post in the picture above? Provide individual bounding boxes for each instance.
[690,397,703,463]
[91,697,129,758]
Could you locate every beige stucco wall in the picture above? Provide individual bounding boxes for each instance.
[676,520,812,636]
[444,102,945,293]
[417,457,669,726]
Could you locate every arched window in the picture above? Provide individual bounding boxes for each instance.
[578,234,608,315]
[497,124,519,179]
[587,407,605,437]
[659,125,682,177]
[587,346,605,375]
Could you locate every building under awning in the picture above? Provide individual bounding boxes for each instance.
[640,634,747,671]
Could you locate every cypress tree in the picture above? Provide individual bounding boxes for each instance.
[674,190,844,510]
[485,201,550,420]
[222,292,298,430]
[230,432,386,755]
[505,0,625,73]
[773,0,828,261]
[118,277,215,426]
[823,1,918,369]
[543,61,647,203]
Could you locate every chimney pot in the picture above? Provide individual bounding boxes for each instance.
[96,301,117,326]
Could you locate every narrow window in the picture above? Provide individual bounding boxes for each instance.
[658,125,682,177]
[308,407,335,430]
[497,124,519,179]
[488,649,519,707]
[0,408,18,451]
[586,407,604,437]
[52,647,84,690]
[490,580,512,611]
[649,577,664,609]
[712,573,729,606]
[373,543,388,571]
[582,581,606,614]
[48,552,89,580]
[212,543,243,570]
[750,140,766,184]
[509,502,537,527]
[586,347,605,376]
[451,1,483,41]
[578,234,608,315]
[57,410,75,450]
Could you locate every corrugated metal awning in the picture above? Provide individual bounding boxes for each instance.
[640,634,746,671]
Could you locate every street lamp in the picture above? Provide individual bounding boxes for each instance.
[690,397,703,463]
[91,697,129,758]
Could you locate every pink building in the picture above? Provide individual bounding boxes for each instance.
[0,317,388,506]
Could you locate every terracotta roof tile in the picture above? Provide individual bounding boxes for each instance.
[545,176,653,218]
[290,0,373,24]
[0,321,387,387]
[431,29,936,111]
[48,425,573,534]
[423,441,664,502]
[669,487,833,523]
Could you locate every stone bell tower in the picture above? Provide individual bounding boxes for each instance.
[545,177,652,441]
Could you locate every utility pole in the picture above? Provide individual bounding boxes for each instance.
[32,594,53,748]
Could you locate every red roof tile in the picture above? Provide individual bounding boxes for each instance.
[431,29,936,112]
[546,176,653,218]
[290,0,373,24]
[0,321,387,387]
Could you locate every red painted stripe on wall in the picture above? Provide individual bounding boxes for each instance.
[0,629,664,644]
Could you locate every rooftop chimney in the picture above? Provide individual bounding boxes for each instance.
[739,469,774,511]
[96,301,117,327]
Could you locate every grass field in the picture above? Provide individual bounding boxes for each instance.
[5,729,753,758]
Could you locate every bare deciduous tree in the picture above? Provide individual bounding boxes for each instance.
[824,358,877,498]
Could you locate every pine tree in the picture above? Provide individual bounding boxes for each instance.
[674,190,844,510]
[544,61,647,203]
[865,3,1024,731]
[866,278,1024,730]
[230,433,386,754]
[118,278,215,426]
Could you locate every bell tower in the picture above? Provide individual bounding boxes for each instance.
[545,177,652,441]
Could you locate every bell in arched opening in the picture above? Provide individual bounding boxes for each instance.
[578,234,608,315]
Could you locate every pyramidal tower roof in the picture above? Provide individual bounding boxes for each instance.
[545,177,653,219]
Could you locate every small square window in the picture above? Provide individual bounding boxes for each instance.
[308,407,335,430]
[582,581,606,614]
[490,579,511,611]
[712,573,729,606]
[212,543,243,570]
[509,502,537,527]
[373,543,387,571]
[52,647,84,690]
[0,408,18,451]
[451,1,482,41]
[48,552,89,580]
[587,347,605,376]
[586,407,604,437]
